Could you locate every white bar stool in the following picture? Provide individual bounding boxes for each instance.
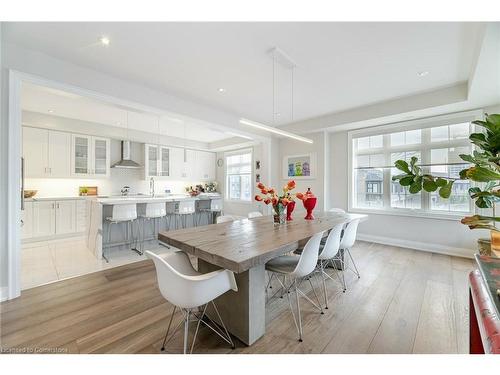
[138,202,167,254]
[176,200,196,229]
[104,203,138,262]
[198,198,223,225]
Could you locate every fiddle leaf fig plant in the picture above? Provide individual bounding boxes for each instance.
[392,113,500,231]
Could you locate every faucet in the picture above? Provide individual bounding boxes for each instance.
[150,177,155,197]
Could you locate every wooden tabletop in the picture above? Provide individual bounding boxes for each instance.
[158,212,367,273]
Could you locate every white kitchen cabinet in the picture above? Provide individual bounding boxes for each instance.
[195,150,216,181]
[48,130,71,177]
[144,145,171,178]
[71,135,110,177]
[55,201,77,235]
[23,127,49,177]
[33,201,56,238]
[92,137,110,177]
[21,202,34,240]
[75,200,87,233]
[169,147,185,179]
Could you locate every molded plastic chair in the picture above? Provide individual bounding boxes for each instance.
[317,223,344,307]
[216,215,234,224]
[265,231,324,342]
[247,211,263,219]
[339,218,361,283]
[104,204,138,262]
[146,250,238,354]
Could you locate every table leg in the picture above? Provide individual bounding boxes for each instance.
[197,258,266,346]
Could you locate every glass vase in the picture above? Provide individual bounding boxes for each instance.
[273,203,287,225]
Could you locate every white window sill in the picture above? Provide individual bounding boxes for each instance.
[349,207,471,221]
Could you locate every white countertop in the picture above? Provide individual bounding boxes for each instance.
[97,193,221,205]
[25,196,89,202]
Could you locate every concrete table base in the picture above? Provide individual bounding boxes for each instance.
[198,259,266,346]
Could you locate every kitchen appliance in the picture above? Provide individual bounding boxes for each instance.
[111,141,141,169]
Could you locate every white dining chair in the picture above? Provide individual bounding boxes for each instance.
[104,204,138,262]
[247,211,263,219]
[317,223,344,307]
[265,231,324,342]
[338,218,361,286]
[146,250,238,354]
[216,215,234,224]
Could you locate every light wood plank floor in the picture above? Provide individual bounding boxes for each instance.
[0,241,475,354]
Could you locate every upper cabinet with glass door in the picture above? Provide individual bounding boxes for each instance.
[71,135,110,178]
[144,144,170,179]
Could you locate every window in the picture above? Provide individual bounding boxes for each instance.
[225,150,252,201]
[349,112,480,217]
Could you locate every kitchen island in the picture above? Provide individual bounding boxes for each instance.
[86,193,221,260]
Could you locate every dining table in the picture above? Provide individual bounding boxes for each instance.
[158,211,368,346]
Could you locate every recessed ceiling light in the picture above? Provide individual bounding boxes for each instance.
[417,71,429,77]
[218,88,226,93]
[48,109,54,113]
[100,36,110,46]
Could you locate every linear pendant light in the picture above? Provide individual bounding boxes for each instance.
[239,118,313,144]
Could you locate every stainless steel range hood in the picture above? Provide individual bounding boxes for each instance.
[111,141,142,169]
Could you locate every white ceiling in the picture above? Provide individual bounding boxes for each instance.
[21,82,235,143]
[4,22,485,126]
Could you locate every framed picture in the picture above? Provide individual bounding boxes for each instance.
[283,153,316,179]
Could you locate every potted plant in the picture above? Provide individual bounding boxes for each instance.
[392,113,500,255]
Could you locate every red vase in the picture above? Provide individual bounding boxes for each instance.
[303,188,317,220]
[286,201,296,221]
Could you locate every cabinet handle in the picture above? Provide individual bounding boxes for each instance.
[57,203,60,209]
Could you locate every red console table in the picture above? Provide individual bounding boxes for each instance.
[469,254,500,354]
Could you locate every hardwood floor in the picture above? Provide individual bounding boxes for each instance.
[0,241,475,354]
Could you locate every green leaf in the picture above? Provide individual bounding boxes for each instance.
[409,176,423,194]
[435,178,448,187]
[486,114,500,127]
[459,154,475,163]
[475,196,494,209]
[400,176,414,186]
[422,179,438,192]
[466,166,500,182]
[394,160,411,174]
[391,173,408,181]
[439,181,454,199]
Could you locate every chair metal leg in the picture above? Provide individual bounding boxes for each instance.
[307,274,324,315]
[161,305,177,351]
[320,261,328,309]
[103,222,111,263]
[211,301,235,349]
[190,304,208,353]
[346,248,360,278]
[295,279,303,342]
[183,309,190,354]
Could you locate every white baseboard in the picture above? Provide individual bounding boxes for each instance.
[0,286,8,302]
[357,233,474,259]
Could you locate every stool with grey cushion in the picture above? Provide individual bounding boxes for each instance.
[265,231,325,342]
[175,200,197,229]
[197,198,223,225]
[138,202,167,254]
[104,203,139,262]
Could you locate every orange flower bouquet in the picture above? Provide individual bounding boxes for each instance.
[255,180,307,224]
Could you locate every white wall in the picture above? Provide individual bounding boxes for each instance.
[278,132,327,216]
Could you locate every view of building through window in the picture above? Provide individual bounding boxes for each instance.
[351,120,473,215]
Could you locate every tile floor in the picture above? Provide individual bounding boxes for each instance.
[21,237,171,290]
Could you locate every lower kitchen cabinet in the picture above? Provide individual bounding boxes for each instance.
[24,199,86,241]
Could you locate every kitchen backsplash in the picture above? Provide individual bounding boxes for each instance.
[25,167,206,197]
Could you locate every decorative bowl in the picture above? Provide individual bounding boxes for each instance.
[24,190,37,199]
